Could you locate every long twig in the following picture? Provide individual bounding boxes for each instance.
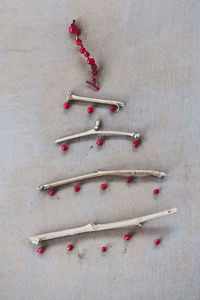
[29,208,177,244]
[38,169,166,191]
[66,92,124,111]
[55,120,141,144]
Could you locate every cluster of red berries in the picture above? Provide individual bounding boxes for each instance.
[69,20,99,90]
[37,235,161,254]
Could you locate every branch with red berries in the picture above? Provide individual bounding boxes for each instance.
[55,120,141,145]
[30,208,177,244]
[37,169,166,191]
[69,19,99,90]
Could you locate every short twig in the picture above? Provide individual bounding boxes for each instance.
[55,120,141,144]
[38,169,166,191]
[29,208,177,244]
[66,92,124,111]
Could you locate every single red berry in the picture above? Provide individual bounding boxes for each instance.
[93,64,97,69]
[49,190,55,196]
[153,189,159,195]
[87,107,93,114]
[126,177,131,183]
[110,105,115,112]
[101,246,107,252]
[80,47,85,54]
[84,51,90,57]
[63,102,69,109]
[101,183,107,190]
[76,39,82,46]
[154,239,160,245]
[97,139,103,146]
[74,185,80,192]
[61,145,68,151]
[87,59,91,64]
[76,28,81,35]
[69,25,74,33]
[67,244,73,251]
[124,234,131,240]
[37,247,44,254]
[93,70,98,75]
[90,58,95,63]
[133,140,139,147]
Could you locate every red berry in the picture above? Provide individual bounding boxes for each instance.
[133,140,139,148]
[87,107,93,114]
[74,185,80,192]
[93,64,97,69]
[97,139,103,146]
[126,177,131,183]
[76,39,82,46]
[37,247,44,254]
[153,189,159,195]
[90,58,95,63]
[101,183,107,190]
[69,25,74,33]
[93,70,98,75]
[101,246,107,252]
[76,28,81,35]
[80,47,85,54]
[124,234,131,240]
[154,239,160,245]
[61,145,68,151]
[49,190,55,196]
[63,102,69,109]
[67,244,73,251]
[110,105,115,112]
[84,51,90,57]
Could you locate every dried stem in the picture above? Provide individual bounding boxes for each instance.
[29,208,177,244]
[66,92,124,111]
[38,169,166,191]
[55,120,141,144]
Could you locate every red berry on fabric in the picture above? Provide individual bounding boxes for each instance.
[76,39,82,45]
[93,70,98,75]
[110,105,115,111]
[37,247,44,254]
[63,102,69,109]
[124,234,131,240]
[90,58,95,63]
[133,140,139,147]
[101,246,107,252]
[87,107,93,114]
[61,145,68,151]
[69,25,74,33]
[97,139,103,146]
[93,64,97,69]
[84,51,90,57]
[126,177,131,183]
[49,190,55,196]
[153,189,159,194]
[76,28,81,35]
[74,185,80,192]
[101,183,107,190]
[154,239,160,245]
[80,47,85,54]
[67,244,73,251]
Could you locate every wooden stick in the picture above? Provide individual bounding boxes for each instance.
[38,169,166,191]
[66,92,124,111]
[29,208,177,244]
[55,120,141,144]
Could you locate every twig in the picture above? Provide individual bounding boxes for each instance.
[38,169,166,191]
[66,92,124,111]
[29,208,177,244]
[55,120,141,144]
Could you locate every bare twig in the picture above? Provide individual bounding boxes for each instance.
[38,169,166,191]
[66,92,124,111]
[55,120,141,144]
[29,208,177,244]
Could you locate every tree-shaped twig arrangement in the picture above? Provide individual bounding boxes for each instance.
[38,169,166,191]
